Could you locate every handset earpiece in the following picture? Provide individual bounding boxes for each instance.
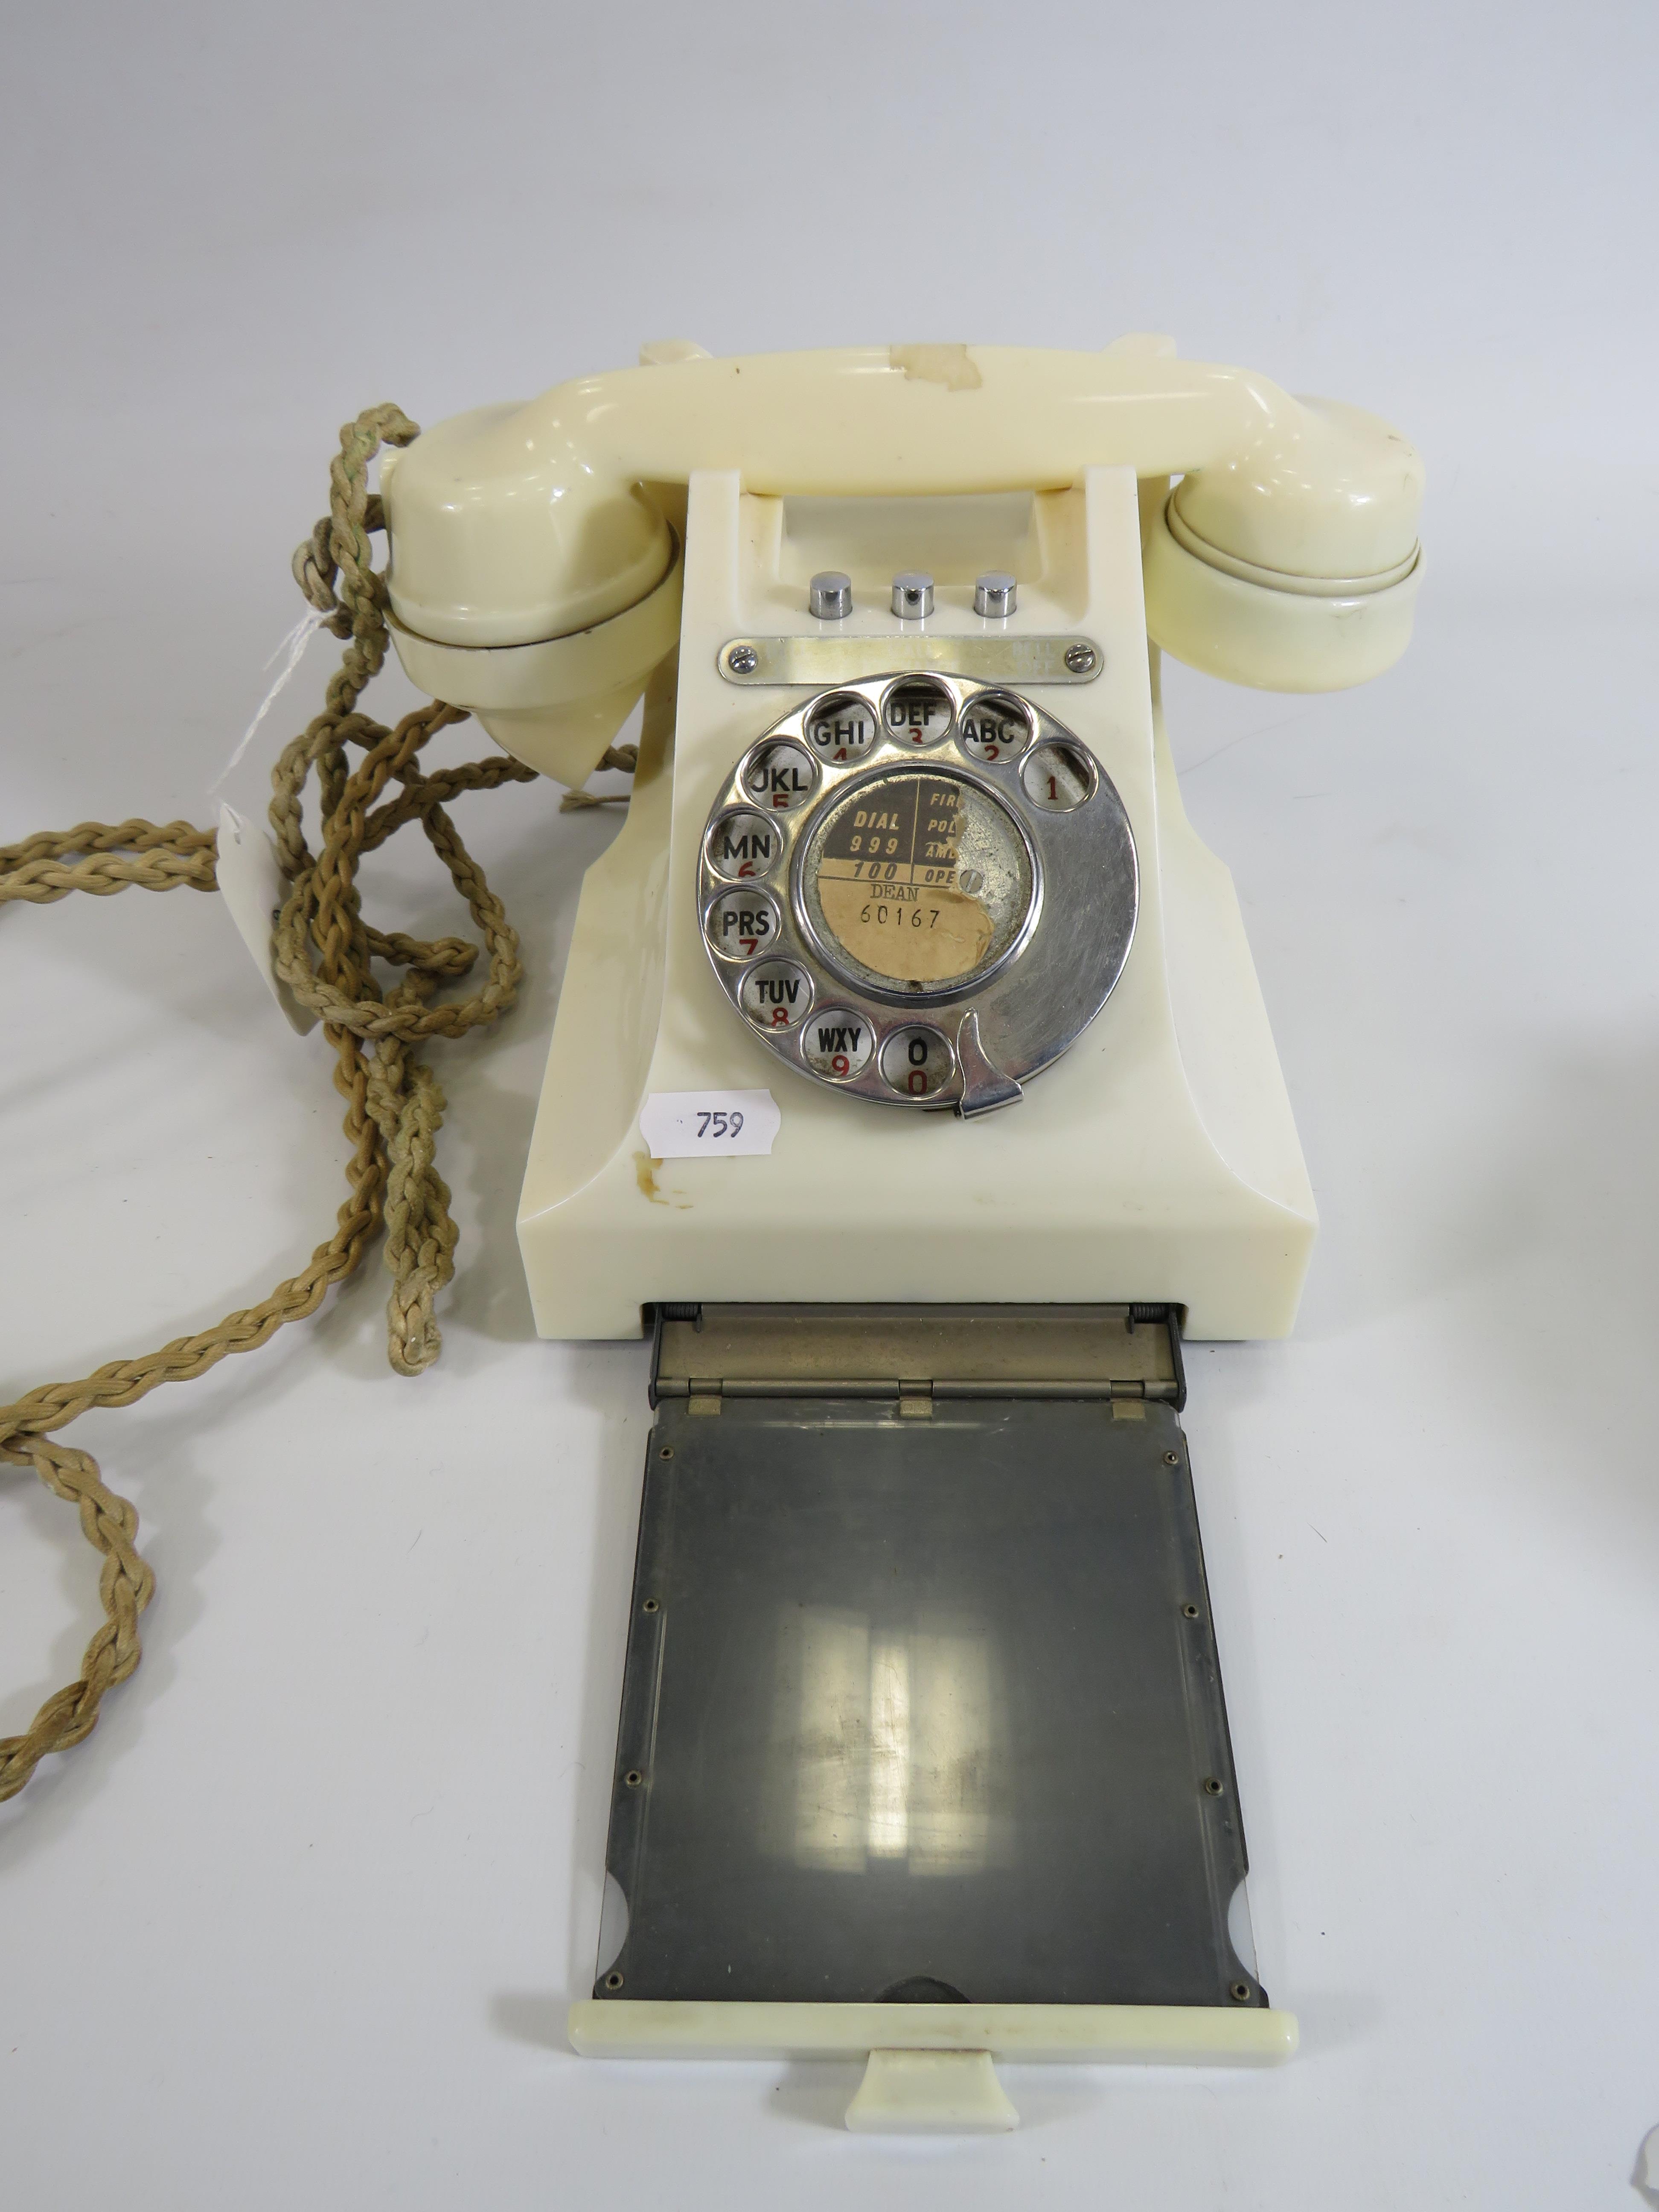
[1141,396,1424,691]
[379,411,680,786]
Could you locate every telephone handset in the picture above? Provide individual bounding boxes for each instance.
[383,340,1422,786]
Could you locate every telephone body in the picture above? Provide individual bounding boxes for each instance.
[384,340,1421,1340]
[379,341,1422,2123]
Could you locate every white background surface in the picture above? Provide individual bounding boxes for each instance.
[3,4,1657,2206]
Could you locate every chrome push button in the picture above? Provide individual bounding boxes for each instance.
[809,571,852,619]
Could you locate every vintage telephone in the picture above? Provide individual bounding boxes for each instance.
[7,339,1423,2133]
[376,338,1423,2125]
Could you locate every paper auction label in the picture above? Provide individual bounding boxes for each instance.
[215,803,317,1035]
[639,1090,780,1158]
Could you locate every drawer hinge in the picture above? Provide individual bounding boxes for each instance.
[648,1304,1186,1410]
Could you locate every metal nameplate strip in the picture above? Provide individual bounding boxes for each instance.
[718,635,1103,685]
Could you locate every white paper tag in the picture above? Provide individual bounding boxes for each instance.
[215,803,317,1035]
[639,1090,780,1158]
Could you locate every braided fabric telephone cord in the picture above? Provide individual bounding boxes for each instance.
[0,405,631,1805]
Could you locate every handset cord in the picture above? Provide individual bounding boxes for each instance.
[0,405,632,1806]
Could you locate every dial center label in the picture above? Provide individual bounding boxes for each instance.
[804,769,1032,988]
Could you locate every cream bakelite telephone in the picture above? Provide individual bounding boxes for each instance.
[372,338,1423,2128]
[6,338,1421,2136]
